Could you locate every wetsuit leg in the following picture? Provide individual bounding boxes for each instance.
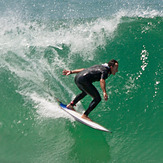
[84,96,101,116]
[76,81,101,116]
[71,91,87,106]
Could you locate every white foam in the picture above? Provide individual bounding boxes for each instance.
[0,37,75,120]
[0,11,121,61]
[115,8,162,18]
[1,7,161,62]
[28,92,74,120]
[136,46,149,80]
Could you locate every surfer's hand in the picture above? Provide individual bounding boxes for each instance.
[63,70,72,76]
[103,92,108,101]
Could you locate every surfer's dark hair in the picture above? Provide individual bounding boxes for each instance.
[108,59,118,67]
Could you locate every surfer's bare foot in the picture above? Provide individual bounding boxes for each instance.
[66,104,76,111]
[81,114,92,121]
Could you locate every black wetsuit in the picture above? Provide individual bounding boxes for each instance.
[71,65,111,116]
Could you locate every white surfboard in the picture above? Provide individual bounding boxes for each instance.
[59,102,112,133]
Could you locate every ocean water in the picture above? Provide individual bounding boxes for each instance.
[0,0,162,163]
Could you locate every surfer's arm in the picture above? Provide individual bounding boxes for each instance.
[100,79,108,101]
[63,68,85,76]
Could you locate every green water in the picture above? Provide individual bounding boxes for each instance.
[0,1,163,162]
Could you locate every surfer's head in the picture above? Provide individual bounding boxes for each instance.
[108,59,118,75]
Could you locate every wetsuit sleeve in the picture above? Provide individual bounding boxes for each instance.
[101,71,108,80]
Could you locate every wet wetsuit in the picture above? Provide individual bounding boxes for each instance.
[71,65,111,116]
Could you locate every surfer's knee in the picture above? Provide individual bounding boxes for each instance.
[94,95,101,104]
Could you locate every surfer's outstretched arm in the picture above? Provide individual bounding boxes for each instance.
[63,68,85,76]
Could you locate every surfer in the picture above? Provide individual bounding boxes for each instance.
[62,59,118,121]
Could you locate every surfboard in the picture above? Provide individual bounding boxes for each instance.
[58,101,112,133]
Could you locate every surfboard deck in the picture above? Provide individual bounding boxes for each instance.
[58,101,112,133]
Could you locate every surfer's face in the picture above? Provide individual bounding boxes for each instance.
[111,63,118,75]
